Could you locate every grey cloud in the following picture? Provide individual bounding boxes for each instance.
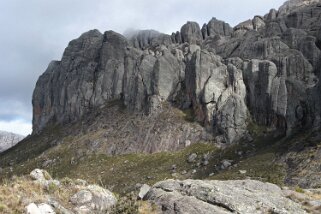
[0,0,286,134]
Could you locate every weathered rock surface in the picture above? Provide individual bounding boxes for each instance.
[32,0,321,148]
[26,203,42,214]
[30,169,60,190]
[25,169,117,214]
[145,179,306,214]
[70,185,117,213]
[202,18,233,39]
[180,22,203,45]
[0,130,24,153]
[138,184,151,199]
[278,0,321,17]
[26,203,56,214]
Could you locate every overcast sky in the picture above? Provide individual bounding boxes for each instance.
[0,0,286,136]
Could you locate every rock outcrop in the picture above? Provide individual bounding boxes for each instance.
[0,130,24,153]
[26,169,117,214]
[32,0,321,148]
[144,179,306,214]
[70,185,117,213]
[5,169,320,213]
[26,203,55,214]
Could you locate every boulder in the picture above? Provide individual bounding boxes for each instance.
[138,184,151,200]
[70,185,117,212]
[187,153,197,163]
[220,159,232,169]
[30,169,51,182]
[30,169,60,189]
[47,200,73,214]
[145,179,306,214]
[38,204,55,214]
[26,203,42,214]
[26,203,55,214]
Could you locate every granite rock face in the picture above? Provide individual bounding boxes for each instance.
[33,0,321,147]
[202,18,233,39]
[144,179,306,214]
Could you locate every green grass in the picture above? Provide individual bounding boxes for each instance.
[210,152,286,186]
[0,128,289,194]
[247,120,268,137]
[80,143,216,193]
[2,104,313,194]
[0,124,62,167]
[0,204,8,212]
[295,186,305,193]
[182,108,195,122]
[0,118,291,194]
[1,142,217,194]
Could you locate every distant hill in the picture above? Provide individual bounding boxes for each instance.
[0,130,24,153]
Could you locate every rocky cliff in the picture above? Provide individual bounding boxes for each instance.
[0,130,24,153]
[32,0,321,148]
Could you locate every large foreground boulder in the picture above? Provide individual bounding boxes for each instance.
[70,185,117,213]
[144,179,306,214]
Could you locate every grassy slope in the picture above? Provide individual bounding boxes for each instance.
[0,130,287,195]
[1,103,311,195]
[1,142,216,194]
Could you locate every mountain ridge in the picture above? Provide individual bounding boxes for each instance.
[32,0,321,150]
[0,130,24,153]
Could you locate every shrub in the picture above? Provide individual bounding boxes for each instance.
[47,182,59,194]
[111,192,139,214]
[61,177,73,185]
[0,203,8,212]
[295,186,305,193]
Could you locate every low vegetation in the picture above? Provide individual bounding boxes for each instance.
[0,130,288,195]
[0,106,319,198]
[0,173,160,213]
[0,176,70,213]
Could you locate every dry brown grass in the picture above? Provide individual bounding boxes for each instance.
[0,175,81,213]
[306,191,321,201]
[138,201,160,214]
[0,172,161,213]
[0,176,45,213]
